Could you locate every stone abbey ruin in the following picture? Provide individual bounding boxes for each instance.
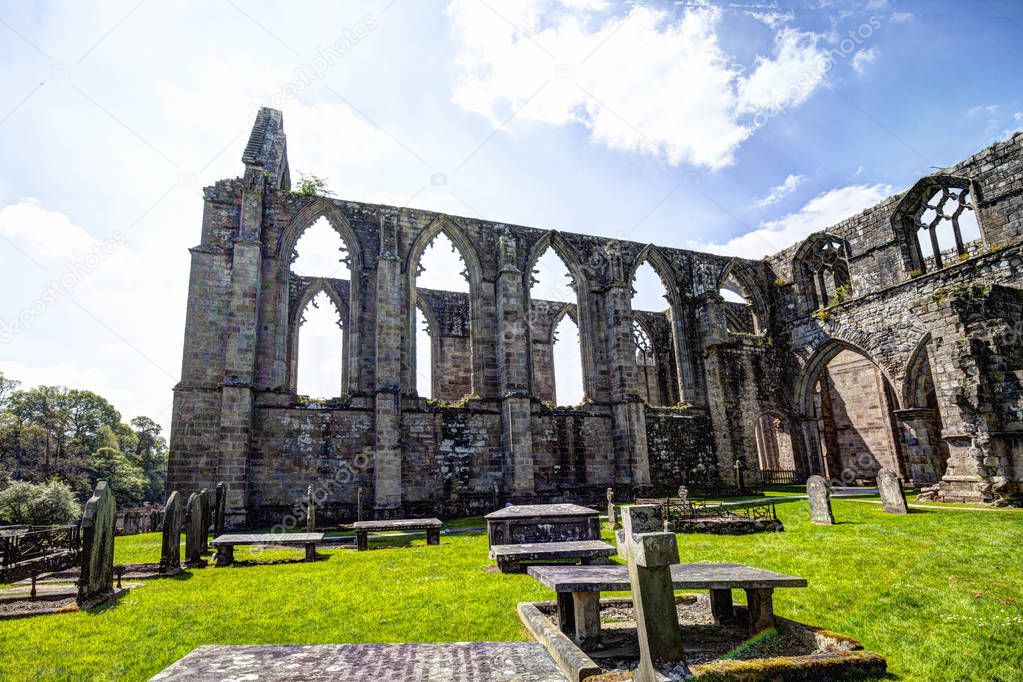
[168,108,1023,525]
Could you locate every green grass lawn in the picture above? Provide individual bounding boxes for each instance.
[1,500,1021,681]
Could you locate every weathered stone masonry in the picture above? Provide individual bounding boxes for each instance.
[168,108,1023,525]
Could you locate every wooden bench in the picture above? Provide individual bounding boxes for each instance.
[490,540,617,574]
[528,562,807,646]
[210,533,325,567]
[351,519,442,551]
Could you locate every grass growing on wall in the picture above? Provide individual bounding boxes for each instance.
[1,500,1021,681]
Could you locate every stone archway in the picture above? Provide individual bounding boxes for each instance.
[794,339,906,483]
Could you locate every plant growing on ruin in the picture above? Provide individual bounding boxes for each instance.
[773,277,789,287]
[814,307,830,323]
[291,173,336,198]
[908,268,923,279]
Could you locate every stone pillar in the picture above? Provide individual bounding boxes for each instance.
[893,408,946,484]
[217,183,264,527]
[495,231,535,499]
[602,245,651,488]
[374,211,403,513]
[696,292,738,480]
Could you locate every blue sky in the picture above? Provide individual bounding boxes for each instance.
[1,0,1021,425]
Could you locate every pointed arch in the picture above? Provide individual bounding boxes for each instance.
[525,231,596,401]
[793,232,852,312]
[413,296,441,399]
[891,174,984,273]
[717,258,769,335]
[279,198,364,394]
[288,278,348,395]
[404,214,483,397]
[547,302,578,342]
[903,332,935,408]
[630,244,698,404]
[795,338,903,417]
[794,338,905,480]
[279,198,364,273]
[549,303,584,406]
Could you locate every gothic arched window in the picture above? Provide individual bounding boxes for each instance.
[892,176,983,274]
[794,233,852,311]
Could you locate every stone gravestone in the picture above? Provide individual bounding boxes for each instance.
[78,481,117,605]
[806,475,835,525]
[733,459,745,494]
[213,483,226,536]
[619,505,689,682]
[159,491,184,573]
[199,489,211,553]
[306,485,316,532]
[184,493,207,568]
[877,468,908,514]
[606,488,616,529]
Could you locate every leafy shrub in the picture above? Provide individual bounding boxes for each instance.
[0,480,82,525]
[291,173,335,198]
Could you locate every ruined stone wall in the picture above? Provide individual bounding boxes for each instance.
[168,109,1023,525]
[644,410,718,495]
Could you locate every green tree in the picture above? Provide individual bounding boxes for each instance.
[89,447,147,506]
[130,416,168,502]
[0,480,81,525]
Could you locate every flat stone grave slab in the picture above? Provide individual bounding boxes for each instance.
[150,642,566,681]
[528,563,807,592]
[351,518,442,551]
[485,504,601,547]
[490,540,616,573]
[210,533,325,567]
[528,563,807,640]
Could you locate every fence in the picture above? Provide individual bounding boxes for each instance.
[758,469,803,485]
[0,525,81,583]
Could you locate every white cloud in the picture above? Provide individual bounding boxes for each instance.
[0,199,97,260]
[890,12,914,23]
[755,173,805,207]
[447,1,829,169]
[737,28,827,114]
[746,10,794,29]
[691,183,893,259]
[851,48,878,76]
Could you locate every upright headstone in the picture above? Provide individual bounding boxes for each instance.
[806,475,835,525]
[877,468,908,514]
[606,488,616,529]
[733,459,745,493]
[198,489,211,552]
[184,493,207,568]
[620,505,689,682]
[159,491,184,573]
[213,483,226,536]
[78,481,117,605]
[306,485,316,532]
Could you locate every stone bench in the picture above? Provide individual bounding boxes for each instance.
[210,533,326,567]
[490,540,617,574]
[351,518,442,551]
[528,562,807,646]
